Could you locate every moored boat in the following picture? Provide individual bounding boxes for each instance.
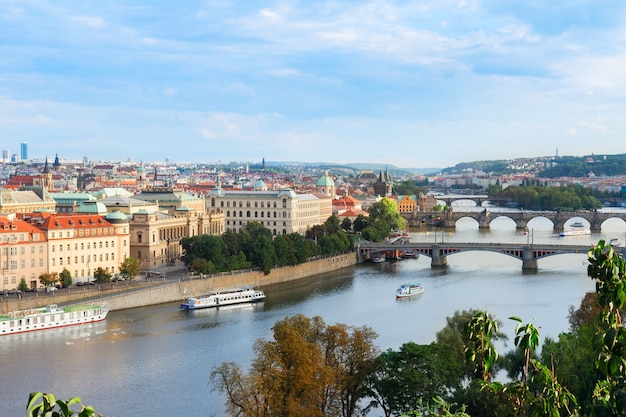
[610,237,622,247]
[0,303,109,336]
[395,283,424,299]
[180,287,265,310]
[402,250,419,259]
[559,222,590,237]
[371,254,385,263]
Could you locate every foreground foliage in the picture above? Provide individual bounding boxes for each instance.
[25,392,102,417]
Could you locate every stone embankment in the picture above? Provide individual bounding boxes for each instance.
[0,254,358,314]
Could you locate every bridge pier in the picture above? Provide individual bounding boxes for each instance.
[522,246,538,271]
[431,245,448,268]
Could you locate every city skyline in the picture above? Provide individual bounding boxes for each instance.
[2,2,626,168]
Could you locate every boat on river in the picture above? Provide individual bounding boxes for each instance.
[180,287,265,310]
[0,303,109,336]
[395,283,424,299]
[610,237,622,247]
[559,222,591,237]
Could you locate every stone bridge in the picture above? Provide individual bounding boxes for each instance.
[403,209,626,232]
[356,242,607,271]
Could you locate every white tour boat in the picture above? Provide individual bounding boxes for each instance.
[0,303,109,336]
[559,222,591,237]
[610,237,622,247]
[395,283,424,299]
[180,287,265,310]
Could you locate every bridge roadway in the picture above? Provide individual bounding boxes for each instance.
[355,241,623,271]
[403,209,626,231]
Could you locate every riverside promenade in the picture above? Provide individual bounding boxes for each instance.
[0,253,358,314]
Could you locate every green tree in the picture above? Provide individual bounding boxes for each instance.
[353,215,369,234]
[325,215,341,235]
[368,197,406,231]
[59,268,72,288]
[367,342,464,416]
[587,240,626,415]
[341,217,353,233]
[18,278,28,292]
[119,257,141,282]
[249,235,275,275]
[93,267,111,284]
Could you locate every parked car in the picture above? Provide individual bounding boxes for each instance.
[146,271,164,278]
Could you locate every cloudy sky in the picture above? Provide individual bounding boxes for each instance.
[1,1,625,169]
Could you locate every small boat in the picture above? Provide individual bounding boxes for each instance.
[402,250,419,259]
[180,287,265,310]
[395,283,424,299]
[372,254,385,263]
[0,303,109,336]
[559,222,591,237]
[610,237,622,247]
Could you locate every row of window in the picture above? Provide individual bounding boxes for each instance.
[216,199,288,208]
[51,241,117,252]
[51,253,115,266]
[3,259,45,270]
[2,246,44,256]
[50,228,116,238]
[227,211,290,219]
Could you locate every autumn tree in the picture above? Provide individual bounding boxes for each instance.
[38,272,59,288]
[119,257,141,282]
[211,314,379,417]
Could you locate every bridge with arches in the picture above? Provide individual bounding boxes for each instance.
[403,209,626,232]
[356,241,617,271]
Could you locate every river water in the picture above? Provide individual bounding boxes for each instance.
[1,210,625,417]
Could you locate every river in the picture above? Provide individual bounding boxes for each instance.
[1,212,625,417]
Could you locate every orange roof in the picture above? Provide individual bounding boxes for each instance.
[20,213,113,230]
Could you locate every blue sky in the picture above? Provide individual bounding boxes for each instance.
[1,1,626,169]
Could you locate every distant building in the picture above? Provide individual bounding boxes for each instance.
[396,195,417,213]
[207,189,331,235]
[20,142,27,161]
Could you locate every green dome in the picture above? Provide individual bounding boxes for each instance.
[105,210,129,223]
[316,171,335,187]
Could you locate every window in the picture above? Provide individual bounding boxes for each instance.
[20,247,25,255]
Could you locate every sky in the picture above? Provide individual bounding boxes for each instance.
[1,1,626,169]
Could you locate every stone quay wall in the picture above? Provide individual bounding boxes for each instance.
[0,254,358,314]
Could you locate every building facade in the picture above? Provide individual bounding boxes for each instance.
[207,189,332,235]
[0,214,48,292]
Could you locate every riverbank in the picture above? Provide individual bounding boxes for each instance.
[0,253,358,314]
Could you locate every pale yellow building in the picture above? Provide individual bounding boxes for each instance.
[15,212,130,285]
[207,189,332,235]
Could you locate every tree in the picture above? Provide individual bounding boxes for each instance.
[325,215,341,235]
[119,257,141,282]
[211,314,379,417]
[587,240,626,415]
[340,217,353,233]
[367,342,464,416]
[93,267,111,284]
[248,235,275,275]
[368,198,406,231]
[436,309,507,382]
[25,392,102,417]
[353,215,369,234]
[18,278,28,292]
[59,268,72,288]
[38,272,59,288]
